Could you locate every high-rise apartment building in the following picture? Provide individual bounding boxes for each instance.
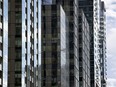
[79,10,90,87]
[99,1,107,87]
[41,3,69,87]
[8,0,41,87]
[0,0,8,87]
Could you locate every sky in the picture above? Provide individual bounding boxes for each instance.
[102,0,116,87]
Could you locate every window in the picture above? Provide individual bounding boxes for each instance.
[0,64,2,70]
[16,49,21,59]
[0,78,1,85]
[15,38,21,47]
[15,61,21,71]
[16,27,21,36]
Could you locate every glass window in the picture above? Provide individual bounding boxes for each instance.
[42,0,52,5]
[0,64,2,70]
[16,27,21,36]
[15,38,21,47]
[0,36,2,43]
[0,78,1,85]
[15,61,21,71]
[0,50,2,57]
[16,49,21,59]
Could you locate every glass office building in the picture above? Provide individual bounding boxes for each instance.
[62,0,79,87]
[0,0,8,87]
[79,10,90,87]
[79,0,94,86]
[41,4,69,87]
[8,0,41,87]
[42,0,79,87]
[79,0,102,87]
[40,0,107,87]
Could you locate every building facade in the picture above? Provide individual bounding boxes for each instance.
[41,4,69,87]
[79,0,102,87]
[78,1,95,86]
[61,0,79,87]
[42,0,79,87]
[8,0,41,87]
[99,1,107,87]
[0,0,8,87]
[0,0,107,87]
[79,10,90,87]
